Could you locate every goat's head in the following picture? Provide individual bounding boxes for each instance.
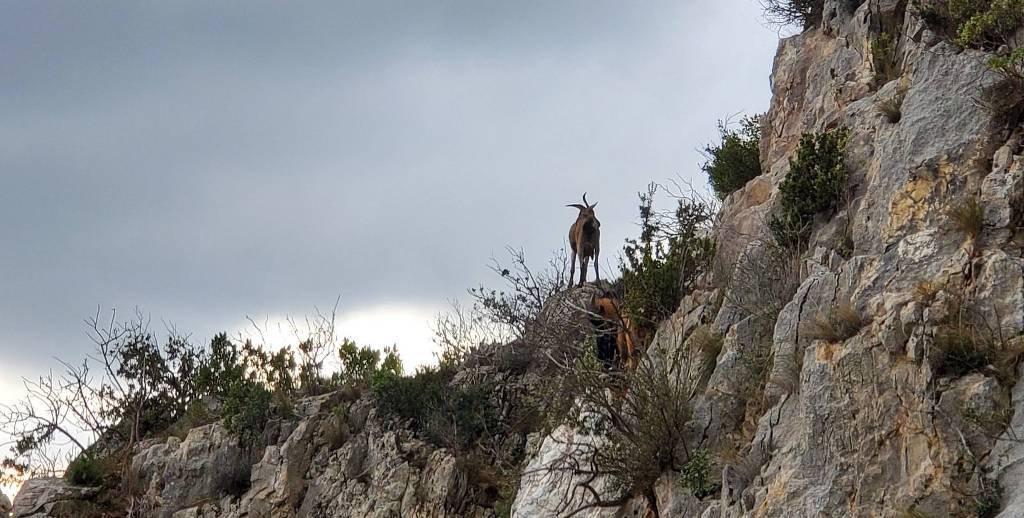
[567,192,600,228]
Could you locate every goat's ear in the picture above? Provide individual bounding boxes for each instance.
[567,204,586,210]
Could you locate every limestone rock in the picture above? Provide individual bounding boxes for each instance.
[11,478,99,518]
[130,423,248,518]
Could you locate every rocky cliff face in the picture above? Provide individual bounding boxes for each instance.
[13,1,1024,517]
[514,1,1024,516]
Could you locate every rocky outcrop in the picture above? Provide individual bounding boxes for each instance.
[512,0,1024,516]
[124,391,497,518]
[11,478,100,518]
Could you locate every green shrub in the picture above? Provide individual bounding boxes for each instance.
[336,339,402,387]
[975,477,1003,518]
[871,32,898,85]
[953,0,1024,49]
[621,185,715,340]
[221,379,273,448]
[920,0,1024,124]
[678,448,717,499]
[65,454,103,486]
[769,129,849,247]
[702,115,763,199]
[373,366,497,450]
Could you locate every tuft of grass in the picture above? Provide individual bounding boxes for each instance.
[931,296,1023,383]
[803,303,867,342]
[876,91,905,123]
[689,326,724,370]
[945,196,985,241]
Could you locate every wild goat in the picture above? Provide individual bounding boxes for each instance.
[567,193,600,286]
[588,291,639,371]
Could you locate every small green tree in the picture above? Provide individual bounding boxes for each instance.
[769,129,849,247]
[702,115,763,200]
[621,184,716,339]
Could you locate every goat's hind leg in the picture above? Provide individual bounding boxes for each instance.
[568,250,577,287]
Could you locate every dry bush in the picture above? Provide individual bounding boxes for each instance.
[720,234,803,325]
[946,196,985,241]
[931,295,1023,383]
[536,339,709,513]
[914,280,942,305]
[802,303,867,342]
[762,0,824,29]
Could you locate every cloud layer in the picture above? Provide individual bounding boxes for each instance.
[0,1,779,380]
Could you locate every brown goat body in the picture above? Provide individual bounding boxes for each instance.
[567,193,601,286]
[588,293,639,371]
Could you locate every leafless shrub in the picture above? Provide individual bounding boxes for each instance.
[469,247,570,342]
[432,299,512,368]
[286,299,340,395]
[761,0,824,30]
[720,234,803,325]
[932,294,1023,384]
[534,339,709,514]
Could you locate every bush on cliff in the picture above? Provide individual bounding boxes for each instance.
[702,115,763,200]
[769,129,849,247]
[372,366,498,451]
[620,184,715,341]
[65,454,103,487]
[763,0,825,29]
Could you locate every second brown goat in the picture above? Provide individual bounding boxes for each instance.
[567,193,600,286]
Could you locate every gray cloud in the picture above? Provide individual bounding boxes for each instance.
[0,0,778,379]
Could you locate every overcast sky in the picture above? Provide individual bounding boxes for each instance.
[0,0,780,415]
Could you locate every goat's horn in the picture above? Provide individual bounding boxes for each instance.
[582,192,589,207]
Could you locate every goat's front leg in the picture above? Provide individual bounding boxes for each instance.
[568,249,577,287]
[579,255,589,286]
[593,249,600,282]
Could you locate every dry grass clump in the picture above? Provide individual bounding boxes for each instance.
[876,91,905,123]
[802,303,867,342]
[945,196,985,241]
[689,326,724,370]
[914,280,942,305]
[931,295,1023,383]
